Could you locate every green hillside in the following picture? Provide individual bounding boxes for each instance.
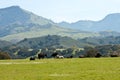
[0,40,13,48]
[79,36,120,46]
[1,26,100,43]
[16,35,89,49]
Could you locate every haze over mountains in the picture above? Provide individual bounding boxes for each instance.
[0,6,120,43]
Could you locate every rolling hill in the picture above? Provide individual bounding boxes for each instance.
[79,36,120,46]
[0,40,13,48]
[16,35,92,49]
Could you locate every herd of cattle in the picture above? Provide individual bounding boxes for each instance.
[30,52,64,60]
[29,52,102,60]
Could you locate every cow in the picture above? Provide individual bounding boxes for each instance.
[95,53,102,58]
[38,53,47,59]
[55,55,64,59]
[66,55,73,58]
[30,56,35,60]
[51,52,58,58]
[79,55,85,58]
[110,54,118,57]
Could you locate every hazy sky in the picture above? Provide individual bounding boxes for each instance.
[0,0,120,22]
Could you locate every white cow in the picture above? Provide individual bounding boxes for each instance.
[56,55,64,59]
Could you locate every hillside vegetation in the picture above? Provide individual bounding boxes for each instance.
[1,35,120,59]
[16,35,90,49]
[79,36,120,46]
[0,40,12,48]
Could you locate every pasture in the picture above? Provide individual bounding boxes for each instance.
[0,58,120,80]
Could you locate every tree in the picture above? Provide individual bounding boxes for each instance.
[85,47,98,57]
[0,51,11,60]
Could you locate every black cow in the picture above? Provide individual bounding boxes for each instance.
[67,55,73,58]
[110,54,118,57]
[30,56,35,60]
[38,53,47,59]
[95,53,102,58]
[51,52,58,58]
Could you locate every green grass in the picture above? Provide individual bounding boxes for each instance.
[0,58,120,80]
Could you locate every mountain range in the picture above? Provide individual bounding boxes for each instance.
[0,6,120,43]
[0,6,100,42]
[58,13,120,32]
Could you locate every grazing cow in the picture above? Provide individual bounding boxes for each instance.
[79,55,85,58]
[51,52,58,58]
[30,56,35,60]
[56,55,64,59]
[67,55,73,58]
[110,54,118,57]
[38,53,47,59]
[95,53,102,58]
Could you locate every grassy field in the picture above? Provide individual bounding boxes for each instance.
[0,58,120,80]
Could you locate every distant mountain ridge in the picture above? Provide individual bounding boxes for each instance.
[0,6,100,42]
[0,6,120,43]
[0,6,54,26]
[58,13,120,32]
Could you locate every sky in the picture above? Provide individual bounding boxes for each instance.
[0,0,120,23]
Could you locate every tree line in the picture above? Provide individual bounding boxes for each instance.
[1,44,120,59]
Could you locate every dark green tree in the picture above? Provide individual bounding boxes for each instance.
[0,51,11,59]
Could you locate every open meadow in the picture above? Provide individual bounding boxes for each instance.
[0,58,120,80]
